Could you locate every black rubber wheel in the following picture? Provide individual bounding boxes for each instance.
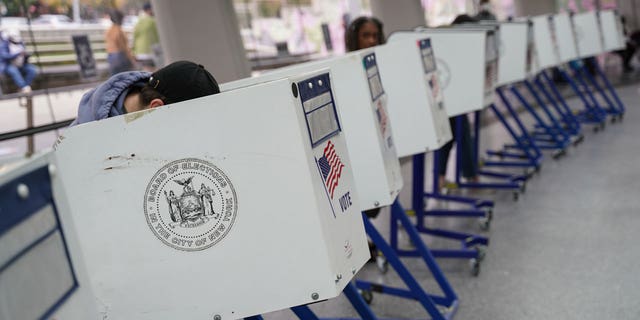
[360,289,373,304]
[469,258,481,277]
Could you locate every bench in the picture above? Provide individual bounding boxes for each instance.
[0,25,118,93]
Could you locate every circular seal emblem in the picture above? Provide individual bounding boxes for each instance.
[144,158,238,251]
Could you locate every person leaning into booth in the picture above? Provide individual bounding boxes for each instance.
[71,60,220,126]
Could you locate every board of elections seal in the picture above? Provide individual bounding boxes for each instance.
[144,158,238,251]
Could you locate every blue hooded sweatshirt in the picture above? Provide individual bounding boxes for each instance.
[71,71,151,126]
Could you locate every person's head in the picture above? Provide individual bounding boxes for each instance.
[123,61,221,114]
[345,16,385,52]
[479,0,492,12]
[143,2,153,15]
[451,14,478,26]
[109,9,124,25]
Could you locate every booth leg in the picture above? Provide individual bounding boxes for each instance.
[360,210,456,320]
[579,58,621,117]
[291,305,321,320]
[540,70,584,142]
[569,63,609,124]
[342,282,378,320]
[591,57,626,116]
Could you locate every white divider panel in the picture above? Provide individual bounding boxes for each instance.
[598,10,625,51]
[52,70,369,319]
[532,15,561,69]
[526,19,541,76]
[494,22,529,86]
[0,153,98,320]
[374,36,452,156]
[390,27,497,116]
[573,11,605,57]
[552,13,580,63]
[222,50,402,211]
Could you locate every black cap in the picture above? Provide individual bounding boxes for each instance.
[148,61,220,105]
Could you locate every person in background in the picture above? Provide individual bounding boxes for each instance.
[105,9,135,75]
[437,14,480,190]
[133,2,160,72]
[475,0,497,21]
[345,16,385,261]
[71,60,219,126]
[615,16,636,73]
[0,29,37,93]
[345,16,385,52]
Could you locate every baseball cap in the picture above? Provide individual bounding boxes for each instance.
[148,61,220,105]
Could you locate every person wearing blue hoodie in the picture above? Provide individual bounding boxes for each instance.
[0,29,38,93]
[71,60,220,126]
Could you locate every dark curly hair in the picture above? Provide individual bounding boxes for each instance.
[345,16,385,52]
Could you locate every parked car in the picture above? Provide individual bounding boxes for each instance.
[0,17,27,27]
[31,14,73,26]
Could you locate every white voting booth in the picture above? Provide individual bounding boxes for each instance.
[572,11,605,58]
[532,15,561,69]
[375,36,452,156]
[393,27,499,116]
[2,70,371,319]
[222,49,403,211]
[552,13,580,63]
[598,10,625,51]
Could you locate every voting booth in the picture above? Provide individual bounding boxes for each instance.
[10,70,370,319]
[375,36,452,156]
[532,15,561,69]
[392,27,499,116]
[572,11,605,58]
[222,49,403,211]
[552,13,580,63]
[598,10,625,52]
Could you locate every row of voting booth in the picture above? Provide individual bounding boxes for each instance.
[0,9,628,320]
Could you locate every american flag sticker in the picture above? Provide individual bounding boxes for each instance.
[316,140,345,199]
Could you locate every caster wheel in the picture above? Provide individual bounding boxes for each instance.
[474,246,487,262]
[478,218,490,231]
[593,126,600,133]
[469,258,481,277]
[376,255,388,274]
[520,183,527,194]
[360,289,373,304]
[513,192,519,201]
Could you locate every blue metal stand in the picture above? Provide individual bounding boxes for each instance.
[577,58,622,117]
[522,79,571,152]
[565,63,609,127]
[538,70,585,144]
[554,67,603,124]
[533,74,581,137]
[590,57,626,116]
[356,209,459,320]
[484,86,543,169]
[251,209,459,320]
